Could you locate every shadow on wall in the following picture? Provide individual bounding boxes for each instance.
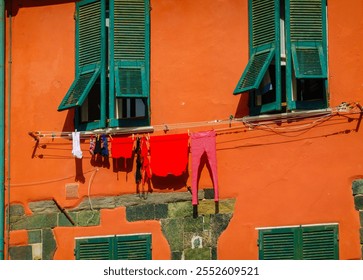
[6,0,75,16]
[234,94,249,119]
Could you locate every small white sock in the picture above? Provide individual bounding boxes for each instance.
[72,132,83,159]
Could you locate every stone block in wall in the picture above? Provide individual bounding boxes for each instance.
[184,247,211,260]
[58,212,78,227]
[32,243,42,260]
[184,216,204,233]
[171,251,183,260]
[210,213,232,245]
[198,199,236,215]
[42,229,57,260]
[354,195,363,210]
[126,204,155,221]
[168,201,193,218]
[9,245,32,260]
[28,230,42,244]
[204,188,215,200]
[360,211,363,227]
[29,200,59,214]
[353,180,363,195]
[12,213,58,230]
[154,204,168,219]
[78,210,100,226]
[26,213,58,230]
[211,247,217,260]
[161,218,184,251]
[9,204,25,216]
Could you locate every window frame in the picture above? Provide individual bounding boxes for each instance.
[58,0,150,131]
[234,0,328,116]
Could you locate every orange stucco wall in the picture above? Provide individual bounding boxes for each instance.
[4,0,363,260]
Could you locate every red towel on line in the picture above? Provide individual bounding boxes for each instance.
[150,133,189,177]
[111,137,134,159]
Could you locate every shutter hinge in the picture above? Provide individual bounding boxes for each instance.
[74,10,77,21]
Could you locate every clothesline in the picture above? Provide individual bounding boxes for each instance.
[28,103,363,141]
[28,117,241,141]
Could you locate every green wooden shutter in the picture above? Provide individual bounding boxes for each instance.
[234,0,278,95]
[75,236,113,260]
[234,49,275,94]
[110,0,149,98]
[116,234,152,260]
[288,0,327,79]
[301,225,339,260]
[58,0,105,111]
[258,227,298,260]
[234,0,281,115]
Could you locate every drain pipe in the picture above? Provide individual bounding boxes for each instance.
[0,0,6,260]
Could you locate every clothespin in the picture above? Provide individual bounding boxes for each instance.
[229,115,234,127]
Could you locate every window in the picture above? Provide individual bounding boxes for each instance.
[58,0,150,131]
[258,224,339,260]
[234,0,328,116]
[75,234,152,260]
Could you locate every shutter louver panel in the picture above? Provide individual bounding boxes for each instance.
[288,0,327,79]
[58,0,105,112]
[290,0,323,42]
[291,45,326,78]
[259,228,297,260]
[114,0,146,61]
[116,234,151,260]
[58,70,100,111]
[119,68,143,96]
[234,49,274,94]
[78,1,103,67]
[76,237,113,260]
[252,0,276,48]
[234,0,280,117]
[302,225,339,260]
[112,0,149,98]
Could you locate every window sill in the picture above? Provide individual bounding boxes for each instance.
[90,125,154,136]
[240,108,332,124]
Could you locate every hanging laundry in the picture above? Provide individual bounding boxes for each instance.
[111,136,134,159]
[190,130,219,205]
[135,137,142,184]
[150,133,189,177]
[89,135,95,155]
[111,136,134,170]
[134,136,151,185]
[101,134,109,157]
[141,136,152,184]
[94,135,102,155]
[71,131,83,159]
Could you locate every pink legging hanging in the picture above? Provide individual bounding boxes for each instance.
[190,130,219,205]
